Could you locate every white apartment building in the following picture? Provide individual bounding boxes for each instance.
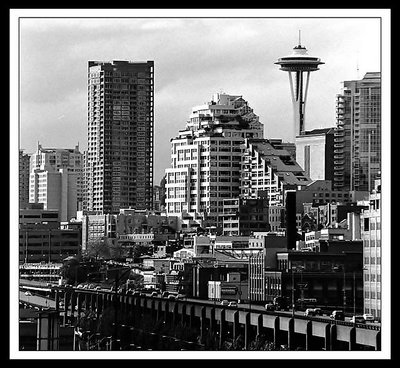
[29,144,83,221]
[165,93,264,229]
[361,179,381,320]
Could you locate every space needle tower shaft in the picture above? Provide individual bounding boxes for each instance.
[275,32,324,137]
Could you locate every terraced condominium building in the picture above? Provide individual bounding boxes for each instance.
[165,93,264,229]
[85,60,154,214]
[333,72,381,191]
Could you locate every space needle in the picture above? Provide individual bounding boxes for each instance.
[275,32,324,137]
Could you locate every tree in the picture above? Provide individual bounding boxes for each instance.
[85,236,110,261]
[60,256,87,285]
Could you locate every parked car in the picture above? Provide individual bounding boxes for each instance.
[363,313,374,322]
[350,315,366,324]
[228,301,237,307]
[220,300,229,306]
[330,310,345,321]
[24,291,32,296]
[167,294,176,300]
[265,303,275,311]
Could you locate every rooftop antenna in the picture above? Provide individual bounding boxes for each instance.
[356,51,360,79]
[298,30,301,46]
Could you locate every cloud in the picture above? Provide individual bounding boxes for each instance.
[17,16,382,183]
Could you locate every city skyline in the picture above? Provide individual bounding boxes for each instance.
[18,12,382,184]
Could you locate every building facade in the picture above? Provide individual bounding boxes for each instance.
[28,144,83,221]
[333,72,381,191]
[165,93,264,229]
[19,150,31,209]
[240,138,311,206]
[361,179,381,320]
[85,60,154,214]
[295,128,335,181]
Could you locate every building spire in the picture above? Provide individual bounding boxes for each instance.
[298,30,301,46]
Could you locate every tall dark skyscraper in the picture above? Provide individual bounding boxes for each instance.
[85,60,154,214]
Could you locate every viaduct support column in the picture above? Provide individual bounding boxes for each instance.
[256,314,263,337]
[244,312,251,350]
[349,326,356,351]
[375,331,381,351]
[329,324,336,351]
[199,306,206,341]
[273,317,280,348]
[232,311,239,342]
[324,323,331,351]
[209,307,216,332]
[305,321,312,351]
[188,305,195,328]
[287,318,295,350]
[172,303,178,326]
[219,309,226,349]
[164,301,169,325]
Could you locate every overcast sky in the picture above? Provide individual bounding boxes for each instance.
[18,12,382,184]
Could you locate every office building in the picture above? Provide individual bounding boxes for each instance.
[295,128,335,181]
[333,72,381,191]
[165,93,264,229]
[85,60,154,214]
[361,179,381,320]
[19,149,31,208]
[29,144,82,222]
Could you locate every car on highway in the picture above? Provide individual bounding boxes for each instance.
[265,303,275,311]
[150,291,158,297]
[161,291,169,298]
[350,315,366,324]
[24,291,32,296]
[220,300,229,306]
[363,313,374,322]
[228,301,237,307]
[167,294,176,300]
[305,307,323,316]
[330,310,345,321]
[176,294,185,299]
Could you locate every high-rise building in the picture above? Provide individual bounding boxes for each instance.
[19,149,31,208]
[333,72,381,191]
[165,93,264,229]
[85,60,154,214]
[29,144,83,221]
[361,179,381,321]
[275,36,324,138]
